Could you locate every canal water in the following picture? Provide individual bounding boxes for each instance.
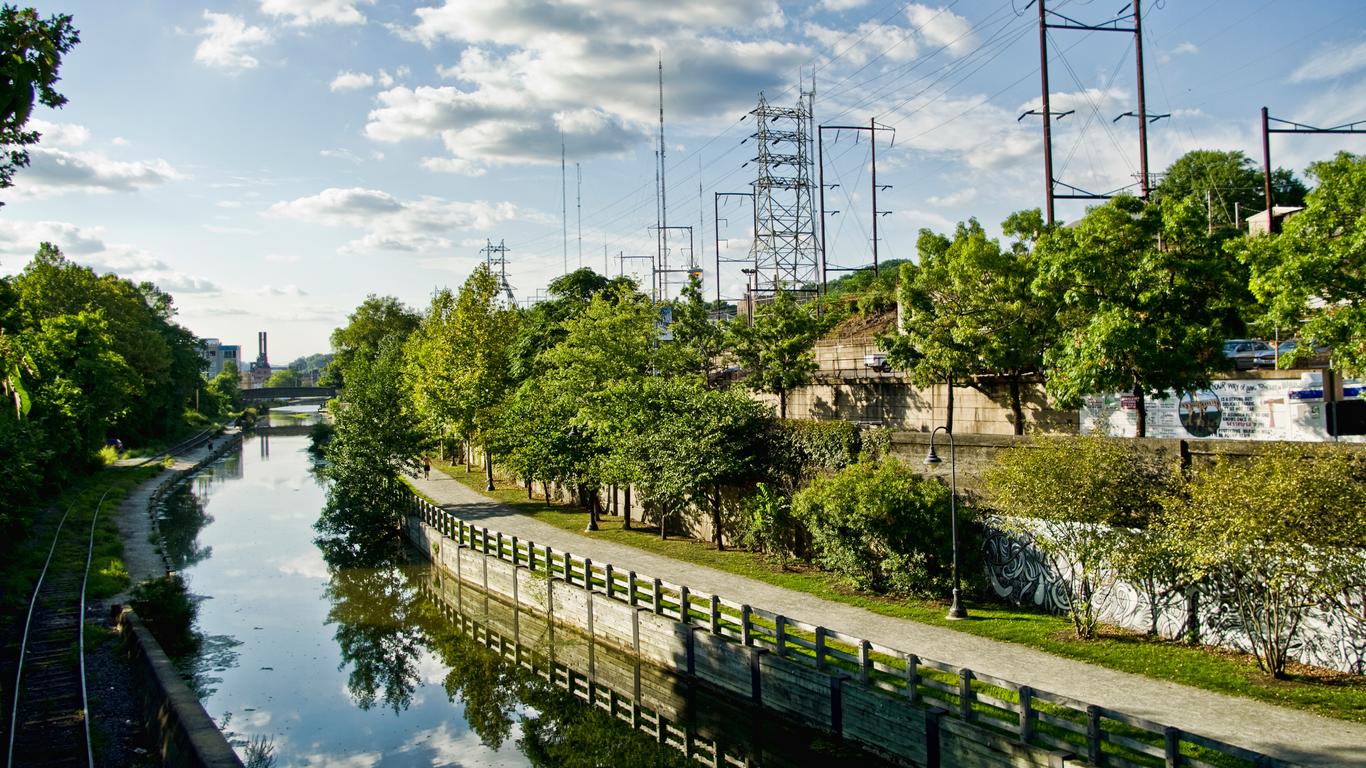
[157,407,893,767]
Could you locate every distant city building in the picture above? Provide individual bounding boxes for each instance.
[200,338,241,378]
[244,330,272,388]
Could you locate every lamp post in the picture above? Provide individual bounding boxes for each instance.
[741,267,757,327]
[924,425,967,620]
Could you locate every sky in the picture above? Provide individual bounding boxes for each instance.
[1,0,1364,362]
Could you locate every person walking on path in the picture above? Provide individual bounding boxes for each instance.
[422,455,431,480]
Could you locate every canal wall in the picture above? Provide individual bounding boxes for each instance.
[403,496,1291,768]
[119,611,243,768]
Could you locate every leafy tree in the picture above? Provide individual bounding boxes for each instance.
[1034,195,1241,436]
[728,289,826,419]
[1237,152,1366,374]
[668,273,723,379]
[264,367,301,388]
[323,294,419,388]
[1154,149,1306,230]
[793,458,963,597]
[448,265,520,488]
[983,436,1175,639]
[1167,445,1366,677]
[204,360,240,416]
[0,5,79,195]
[884,212,1057,434]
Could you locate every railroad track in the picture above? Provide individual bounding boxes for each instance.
[6,491,111,768]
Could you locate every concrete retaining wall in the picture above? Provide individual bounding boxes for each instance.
[119,611,242,768]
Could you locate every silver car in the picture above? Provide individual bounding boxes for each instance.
[1223,339,1275,370]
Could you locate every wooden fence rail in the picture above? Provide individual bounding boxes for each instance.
[410,493,1287,768]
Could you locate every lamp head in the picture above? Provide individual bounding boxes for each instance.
[924,445,942,465]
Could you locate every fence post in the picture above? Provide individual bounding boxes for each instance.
[710,595,721,634]
[679,586,691,624]
[1163,726,1180,767]
[652,578,662,614]
[815,627,827,670]
[511,536,519,567]
[858,640,871,685]
[740,605,752,646]
[905,654,920,703]
[1018,686,1034,743]
[958,669,974,720]
[604,564,615,599]
[627,571,637,606]
[544,545,553,577]
[1086,705,1103,764]
[775,615,787,658]
[583,558,594,590]
[496,531,504,560]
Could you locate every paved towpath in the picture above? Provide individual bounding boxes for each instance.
[411,469,1366,766]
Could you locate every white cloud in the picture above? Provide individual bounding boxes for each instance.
[28,119,89,147]
[194,12,271,70]
[330,69,396,92]
[806,22,917,66]
[12,147,182,197]
[370,0,805,172]
[926,188,976,207]
[1290,38,1366,83]
[905,4,978,57]
[821,0,868,10]
[0,219,218,294]
[260,0,373,27]
[259,284,309,297]
[1160,41,1199,64]
[267,187,525,254]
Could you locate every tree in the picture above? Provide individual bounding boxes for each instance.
[1154,149,1306,231]
[884,212,1057,434]
[728,289,826,419]
[1166,445,1366,677]
[264,367,301,388]
[323,295,420,388]
[1034,195,1241,437]
[1237,152,1366,374]
[669,273,723,379]
[983,436,1175,639]
[0,5,79,195]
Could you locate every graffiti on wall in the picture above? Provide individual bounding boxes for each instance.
[982,523,1366,674]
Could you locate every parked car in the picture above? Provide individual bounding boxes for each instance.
[1223,339,1275,370]
[1276,338,1329,363]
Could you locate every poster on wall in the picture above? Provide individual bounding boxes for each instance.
[1080,374,1366,441]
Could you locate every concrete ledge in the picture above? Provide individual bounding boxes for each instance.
[119,610,243,768]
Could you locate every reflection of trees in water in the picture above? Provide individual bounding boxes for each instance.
[157,487,215,569]
[321,541,425,713]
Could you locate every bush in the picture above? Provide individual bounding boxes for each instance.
[793,458,967,597]
[737,482,802,568]
[129,574,199,658]
[1167,444,1366,677]
[983,436,1175,639]
[766,420,862,489]
[308,420,334,455]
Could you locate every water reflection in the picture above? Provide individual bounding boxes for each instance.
[157,485,215,570]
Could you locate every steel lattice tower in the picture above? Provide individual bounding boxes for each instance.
[749,90,818,296]
[480,239,517,307]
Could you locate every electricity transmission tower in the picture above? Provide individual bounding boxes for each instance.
[1260,107,1365,231]
[748,90,819,297]
[480,239,516,306]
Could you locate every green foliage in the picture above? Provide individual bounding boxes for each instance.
[1239,152,1366,374]
[668,273,724,378]
[307,419,333,455]
[323,294,420,388]
[201,360,241,418]
[983,436,1175,638]
[883,212,1056,434]
[0,4,79,194]
[1166,444,1366,677]
[1035,196,1242,436]
[264,367,301,388]
[130,574,199,658]
[1154,149,1306,231]
[766,419,862,489]
[737,482,800,567]
[793,458,963,597]
[727,289,827,418]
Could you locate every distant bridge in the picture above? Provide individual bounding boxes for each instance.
[239,386,336,401]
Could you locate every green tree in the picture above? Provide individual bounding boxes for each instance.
[264,367,301,388]
[0,5,79,194]
[727,289,826,419]
[983,436,1175,639]
[323,294,419,388]
[669,273,723,379]
[1237,152,1366,373]
[884,212,1057,434]
[205,360,240,415]
[1154,149,1306,231]
[1166,445,1366,677]
[1034,195,1240,436]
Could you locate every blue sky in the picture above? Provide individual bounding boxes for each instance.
[1,0,1363,362]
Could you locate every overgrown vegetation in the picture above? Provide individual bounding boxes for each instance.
[129,574,199,657]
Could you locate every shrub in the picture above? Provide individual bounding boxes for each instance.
[129,574,199,658]
[308,420,334,455]
[1166,444,1366,677]
[983,436,1175,639]
[766,419,862,490]
[793,458,966,597]
[737,482,802,568]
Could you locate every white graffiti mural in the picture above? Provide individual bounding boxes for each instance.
[983,522,1366,674]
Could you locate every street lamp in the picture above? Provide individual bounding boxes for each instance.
[924,425,968,620]
[741,268,757,327]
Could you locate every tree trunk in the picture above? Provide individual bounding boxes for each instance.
[465,441,472,472]
[526,476,533,499]
[484,449,494,491]
[1009,375,1025,436]
[778,388,787,419]
[1134,385,1148,438]
[659,502,668,540]
[711,487,724,551]
[623,486,632,530]
[945,375,955,433]
[584,484,599,531]
[610,484,618,515]
[545,480,552,507]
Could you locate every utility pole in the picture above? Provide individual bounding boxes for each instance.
[818,121,895,287]
[658,57,668,303]
[576,162,582,269]
[561,135,567,275]
[715,191,754,308]
[748,88,818,298]
[1260,107,1365,232]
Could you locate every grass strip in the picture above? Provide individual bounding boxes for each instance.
[430,461,1366,725]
